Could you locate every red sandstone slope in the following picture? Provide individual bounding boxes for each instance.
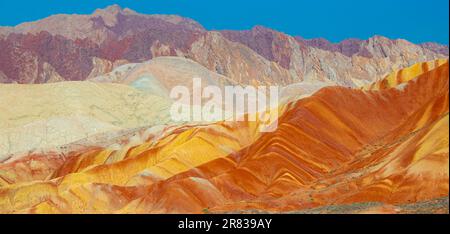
[121,61,448,213]
[0,60,447,214]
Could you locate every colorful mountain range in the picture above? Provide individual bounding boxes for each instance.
[0,5,448,214]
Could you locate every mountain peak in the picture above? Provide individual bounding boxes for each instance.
[251,25,276,33]
[93,4,126,17]
[367,35,392,43]
[104,4,122,14]
[93,4,125,27]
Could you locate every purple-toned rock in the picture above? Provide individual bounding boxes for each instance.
[420,42,449,56]
[0,5,448,86]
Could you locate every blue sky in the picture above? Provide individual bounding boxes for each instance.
[0,0,448,44]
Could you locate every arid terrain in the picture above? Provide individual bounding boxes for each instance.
[0,5,448,214]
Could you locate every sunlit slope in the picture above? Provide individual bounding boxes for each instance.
[0,81,172,160]
[364,59,448,90]
[0,119,266,213]
[120,61,448,213]
[0,61,448,213]
[90,56,236,90]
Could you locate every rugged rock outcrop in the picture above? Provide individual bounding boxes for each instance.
[221,26,448,86]
[420,42,449,56]
[0,5,447,86]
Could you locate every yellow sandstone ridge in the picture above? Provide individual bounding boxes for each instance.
[364,59,448,90]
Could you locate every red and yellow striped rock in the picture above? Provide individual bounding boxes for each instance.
[364,59,448,90]
[122,60,449,213]
[0,60,448,213]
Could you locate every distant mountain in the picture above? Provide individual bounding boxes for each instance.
[0,4,205,42]
[297,36,449,57]
[420,42,449,56]
[0,5,205,83]
[0,5,447,86]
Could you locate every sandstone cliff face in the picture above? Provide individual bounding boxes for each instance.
[0,32,99,83]
[0,6,447,86]
[420,42,450,56]
[221,26,448,86]
[0,5,204,84]
[0,60,447,213]
[187,31,294,85]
